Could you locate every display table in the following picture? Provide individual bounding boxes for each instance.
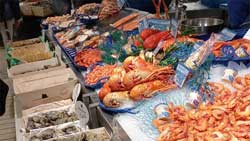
[43,5,228,141]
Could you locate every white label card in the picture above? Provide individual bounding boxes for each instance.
[174,63,191,88]
[219,28,236,41]
[153,40,164,56]
[170,19,178,38]
[75,101,89,128]
[72,83,81,103]
[243,29,250,40]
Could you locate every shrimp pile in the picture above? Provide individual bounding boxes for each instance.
[153,74,250,141]
[85,64,116,85]
[74,48,102,68]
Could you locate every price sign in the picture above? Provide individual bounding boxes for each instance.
[170,19,178,39]
[219,28,236,41]
[72,83,81,103]
[174,63,191,87]
[75,101,89,128]
[243,29,250,40]
[153,40,164,56]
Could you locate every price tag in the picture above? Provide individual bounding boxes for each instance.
[117,0,126,9]
[219,28,236,41]
[243,29,250,40]
[41,30,45,42]
[174,63,191,87]
[139,18,149,32]
[72,83,81,103]
[153,40,164,56]
[75,101,89,128]
[193,42,203,50]
[170,19,178,38]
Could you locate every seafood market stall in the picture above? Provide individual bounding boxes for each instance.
[8,0,250,141]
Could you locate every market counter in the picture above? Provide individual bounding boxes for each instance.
[44,5,230,140]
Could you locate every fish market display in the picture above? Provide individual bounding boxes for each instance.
[153,73,250,141]
[44,14,71,24]
[85,64,116,86]
[212,39,250,57]
[99,0,120,20]
[43,14,76,28]
[24,106,78,131]
[76,3,100,16]
[55,27,99,48]
[74,48,102,68]
[98,56,176,108]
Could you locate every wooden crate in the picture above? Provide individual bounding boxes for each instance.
[7,56,61,78]
[31,5,53,17]
[20,2,33,16]
[13,68,78,110]
[7,41,65,78]
[14,98,74,141]
[10,38,41,48]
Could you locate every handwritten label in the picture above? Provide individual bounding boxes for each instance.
[75,101,89,128]
[219,28,236,41]
[243,29,250,40]
[174,63,191,87]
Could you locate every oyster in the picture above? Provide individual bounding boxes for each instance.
[26,107,78,130]
[30,128,56,141]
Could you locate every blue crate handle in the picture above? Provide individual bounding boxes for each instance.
[99,102,138,114]
[221,45,235,58]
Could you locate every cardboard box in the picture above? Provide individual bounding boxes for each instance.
[13,68,78,110]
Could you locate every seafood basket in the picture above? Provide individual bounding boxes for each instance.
[41,14,80,30]
[84,62,110,89]
[75,3,100,25]
[52,26,101,71]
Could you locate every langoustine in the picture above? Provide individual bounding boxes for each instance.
[99,56,176,108]
[154,74,250,141]
[130,80,176,100]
